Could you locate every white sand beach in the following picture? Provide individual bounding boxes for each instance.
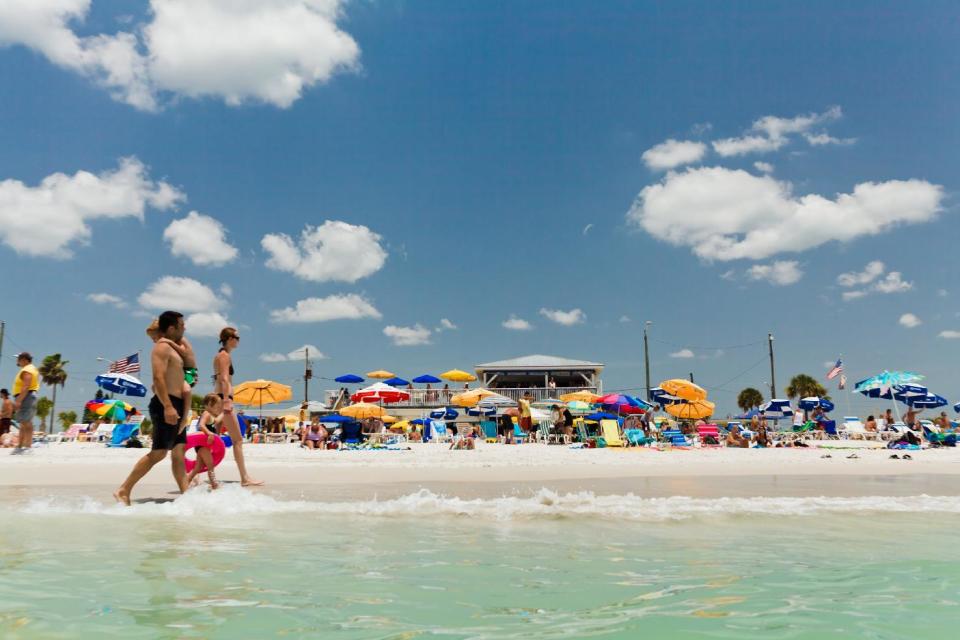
[3,441,959,503]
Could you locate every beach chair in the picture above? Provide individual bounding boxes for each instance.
[536,420,553,443]
[430,420,452,443]
[923,423,956,447]
[661,428,691,447]
[54,424,85,443]
[108,423,139,447]
[512,422,529,444]
[599,419,625,447]
[92,423,115,442]
[479,420,499,443]
[623,428,653,446]
[696,424,721,447]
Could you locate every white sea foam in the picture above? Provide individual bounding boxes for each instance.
[15,485,960,521]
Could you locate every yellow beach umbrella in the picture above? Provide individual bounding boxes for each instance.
[559,389,601,403]
[381,414,399,424]
[665,399,715,420]
[233,379,293,407]
[450,388,497,407]
[366,370,396,379]
[340,403,386,419]
[440,369,477,382]
[393,420,411,431]
[660,379,707,402]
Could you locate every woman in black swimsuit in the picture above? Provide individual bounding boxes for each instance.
[214,327,262,486]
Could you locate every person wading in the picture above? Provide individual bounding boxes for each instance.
[214,327,262,486]
[114,311,189,505]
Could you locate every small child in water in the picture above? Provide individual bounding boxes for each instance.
[186,394,223,489]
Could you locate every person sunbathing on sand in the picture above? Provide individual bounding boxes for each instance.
[726,426,749,448]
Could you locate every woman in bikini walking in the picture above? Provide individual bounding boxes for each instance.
[215,327,262,486]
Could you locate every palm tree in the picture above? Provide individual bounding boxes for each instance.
[39,354,69,433]
[58,410,78,430]
[785,374,827,400]
[35,396,53,429]
[737,387,764,413]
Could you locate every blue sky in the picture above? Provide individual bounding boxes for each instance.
[0,1,956,418]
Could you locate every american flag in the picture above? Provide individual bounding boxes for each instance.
[109,352,140,375]
[826,358,843,380]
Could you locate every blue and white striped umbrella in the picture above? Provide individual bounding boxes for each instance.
[648,387,682,406]
[798,396,835,412]
[954,402,960,413]
[95,373,147,397]
[759,398,794,419]
[430,406,460,420]
[908,393,948,409]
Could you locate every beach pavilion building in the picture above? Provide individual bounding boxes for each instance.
[473,355,604,403]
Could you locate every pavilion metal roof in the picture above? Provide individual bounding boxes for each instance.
[474,354,604,371]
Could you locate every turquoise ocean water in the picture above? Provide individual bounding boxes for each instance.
[3,485,960,639]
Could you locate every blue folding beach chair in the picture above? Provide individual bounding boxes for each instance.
[624,428,654,446]
[661,428,691,447]
[513,422,529,444]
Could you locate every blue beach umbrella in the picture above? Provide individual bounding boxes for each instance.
[413,374,442,384]
[335,374,364,384]
[798,396,835,412]
[907,393,948,409]
[320,414,353,423]
[584,412,619,422]
[648,387,682,406]
[430,407,459,420]
[466,406,496,417]
[759,399,794,419]
[384,377,410,387]
[854,371,924,394]
[95,373,147,397]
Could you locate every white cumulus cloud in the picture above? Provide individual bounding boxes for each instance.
[670,349,695,358]
[837,261,885,287]
[899,313,921,328]
[502,315,532,331]
[185,311,232,338]
[260,343,324,362]
[938,330,960,339]
[0,0,360,111]
[712,106,843,157]
[539,308,586,326]
[0,157,182,257]
[437,318,457,331]
[262,220,387,283]
[839,263,913,301]
[754,161,774,173]
[163,211,238,266]
[747,261,804,286]
[87,292,127,308]
[804,132,856,146]
[137,276,227,313]
[384,324,431,346]
[627,166,943,261]
[270,294,381,323]
[641,139,706,170]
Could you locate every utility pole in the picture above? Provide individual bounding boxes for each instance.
[689,372,694,383]
[303,347,311,403]
[643,321,652,401]
[767,333,777,398]
[0,321,5,380]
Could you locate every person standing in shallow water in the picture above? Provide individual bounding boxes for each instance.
[214,327,263,486]
[114,311,189,505]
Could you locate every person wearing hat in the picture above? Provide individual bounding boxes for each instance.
[11,352,40,454]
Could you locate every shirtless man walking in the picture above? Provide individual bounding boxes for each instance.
[0,389,13,439]
[115,311,189,505]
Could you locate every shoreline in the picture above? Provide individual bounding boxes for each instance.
[3,442,960,502]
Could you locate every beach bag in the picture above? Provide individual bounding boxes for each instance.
[125,437,143,448]
[596,437,607,448]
